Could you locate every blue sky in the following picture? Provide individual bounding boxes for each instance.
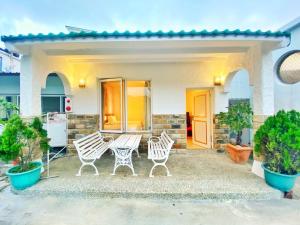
[0,0,299,36]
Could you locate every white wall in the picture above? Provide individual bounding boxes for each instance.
[70,62,223,115]
[273,25,300,112]
[229,70,252,99]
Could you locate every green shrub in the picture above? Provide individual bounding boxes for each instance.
[217,102,253,145]
[0,98,19,123]
[254,110,300,175]
[0,115,49,172]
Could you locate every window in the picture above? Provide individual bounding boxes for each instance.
[41,95,65,114]
[100,79,151,132]
[126,81,151,131]
[276,50,300,84]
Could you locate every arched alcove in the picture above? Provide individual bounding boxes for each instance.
[41,71,71,95]
[41,73,66,113]
[224,69,253,145]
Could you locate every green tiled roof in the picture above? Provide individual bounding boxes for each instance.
[1,29,290,43]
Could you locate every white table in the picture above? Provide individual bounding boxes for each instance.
[109,134,142,176]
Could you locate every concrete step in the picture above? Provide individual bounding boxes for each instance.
[13,189,282,201]
[12,176,282,201]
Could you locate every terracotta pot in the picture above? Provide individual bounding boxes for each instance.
[226,143,252,164]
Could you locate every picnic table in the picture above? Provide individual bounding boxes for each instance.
[109,134,142,176]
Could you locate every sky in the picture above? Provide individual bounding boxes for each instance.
[0,0,299,38]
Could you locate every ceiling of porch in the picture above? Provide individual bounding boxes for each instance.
[14,39,283,63]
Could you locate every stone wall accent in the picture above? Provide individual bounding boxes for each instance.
[67,114,99,152]
[67,113,187,153]
[213,115,229,150]
[152,114,186,149]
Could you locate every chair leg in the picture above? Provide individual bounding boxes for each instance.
[91,163,99,176]
[135,149,140,158]
[163,164,172,177]
[149,164,157,178]
[76,164,85,176]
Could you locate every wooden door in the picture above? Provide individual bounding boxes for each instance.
[192,90,211,148]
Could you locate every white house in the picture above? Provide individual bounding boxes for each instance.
[1,29,290,152]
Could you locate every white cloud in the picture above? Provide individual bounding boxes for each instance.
[12,17,61,35]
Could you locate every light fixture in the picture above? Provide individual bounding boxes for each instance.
[79,79,86,88]
[214,76,224,86]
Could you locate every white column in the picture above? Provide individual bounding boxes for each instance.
[20,55,42,117]
[252,51,275,116]
[249,48,275,178]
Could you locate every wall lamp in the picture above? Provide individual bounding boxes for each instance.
[214,76,224,86]
[79,79,86,88]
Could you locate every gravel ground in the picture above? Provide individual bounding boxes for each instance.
[0,188,299,225]
[12,151,281,200]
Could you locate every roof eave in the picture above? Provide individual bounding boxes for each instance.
[1,29,291,44]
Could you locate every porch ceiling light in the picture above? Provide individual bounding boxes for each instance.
[79,79,86,88]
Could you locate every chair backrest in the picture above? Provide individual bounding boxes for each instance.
[160,131,174,150]
[73,131,103,157]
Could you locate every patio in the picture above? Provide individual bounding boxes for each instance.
[13,150,283,200]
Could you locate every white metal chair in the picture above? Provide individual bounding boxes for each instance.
[148,131,174,177]
[73,131,113,176]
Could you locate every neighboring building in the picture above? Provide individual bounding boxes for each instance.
[0,48,21,119]
[1,29,289,153]
[0,48,20,72]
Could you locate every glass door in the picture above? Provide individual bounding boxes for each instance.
[100,79,123,132]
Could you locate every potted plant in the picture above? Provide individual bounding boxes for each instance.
[217,101,253,163]
[0,99,20,175]
[254,110,300,192]
[0,115,49,190]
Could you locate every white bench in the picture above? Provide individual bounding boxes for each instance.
[148,131,174,177]
[73,131,113,176]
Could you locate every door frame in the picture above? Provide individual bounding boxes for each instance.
[186,88,214,149]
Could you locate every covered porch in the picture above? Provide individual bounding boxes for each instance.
[3,30,290,154]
